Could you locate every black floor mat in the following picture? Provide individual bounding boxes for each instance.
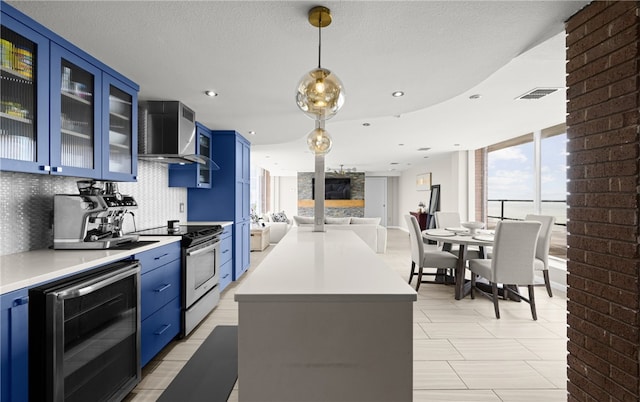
[158,325,238,402]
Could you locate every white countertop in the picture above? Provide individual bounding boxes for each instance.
[0,236,180,294]
[187,221,234,227]
[235,227,417,302]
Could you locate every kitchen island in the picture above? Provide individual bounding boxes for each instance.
[234,227,417,402]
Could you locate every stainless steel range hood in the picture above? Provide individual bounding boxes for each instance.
[138,100,218,168]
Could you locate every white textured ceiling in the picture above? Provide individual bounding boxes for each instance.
[7,1,589,175]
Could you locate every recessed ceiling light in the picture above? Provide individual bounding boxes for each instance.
[469,94,481,99]
[204,90,218,97]
[390,162,399,165]
[392,91,405,97]
[362,122,370,126]
[265,155,270,159]
[454,143,460,146]
[398,143,404,146]
[248,131,256,135]
[417,147,430,151]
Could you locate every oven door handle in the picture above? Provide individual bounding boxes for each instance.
[55,264,140,300]
[186,243,219,257]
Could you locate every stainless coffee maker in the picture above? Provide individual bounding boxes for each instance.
[53,180,139,249]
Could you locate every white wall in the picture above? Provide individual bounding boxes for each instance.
[396,151,472,231]
[271,175,298,217]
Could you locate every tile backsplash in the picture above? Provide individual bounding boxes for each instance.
[0,161,187,256]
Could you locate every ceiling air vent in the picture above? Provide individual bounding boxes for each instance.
[516,88,559,100]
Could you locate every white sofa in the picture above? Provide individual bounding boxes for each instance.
[293,216,387,253]
[261,212,293,243]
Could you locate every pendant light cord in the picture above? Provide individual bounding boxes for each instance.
[317,14,322,68]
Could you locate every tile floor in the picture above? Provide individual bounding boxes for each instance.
[126,228,568,402]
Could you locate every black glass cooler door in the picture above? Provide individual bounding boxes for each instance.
[29,260,141,402]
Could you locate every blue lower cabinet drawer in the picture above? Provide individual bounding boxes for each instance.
[221,225,232,238]
[219,259,233,292]
[219,236,232,265]
[140,258,181,321]
[141,297,180,367]
[135,242,181,275]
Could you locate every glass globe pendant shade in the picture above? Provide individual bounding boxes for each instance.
[307,126,332,155]
[296,68,345,120]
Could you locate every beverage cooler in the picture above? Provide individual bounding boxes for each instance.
[29,260,141,402]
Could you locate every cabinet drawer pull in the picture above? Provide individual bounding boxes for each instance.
[222,274,230,279]
[222,249,230,254]
[154,253,170,260]
[155,324,171,335]
[12,296,29,307]
[154,283,171,293]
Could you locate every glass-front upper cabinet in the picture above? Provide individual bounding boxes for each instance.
[102,74,137,181]
[50,43,101,178]
[0,14,49,174]
[168,123,214,188]
[198,132,211,187]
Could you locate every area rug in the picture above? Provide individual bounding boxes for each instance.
[158,325,238,402]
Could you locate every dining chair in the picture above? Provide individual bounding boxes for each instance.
[468,220,542,320]
[525,214,556,297]
[434,211,481,259]
[405,215,458,291]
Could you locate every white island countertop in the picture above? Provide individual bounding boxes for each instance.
[0,236,180,294]
[235,227,417,302]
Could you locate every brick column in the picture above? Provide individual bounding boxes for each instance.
[565,2,640,401]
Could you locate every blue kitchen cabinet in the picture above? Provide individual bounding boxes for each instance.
[49,42,103,179]
[0,9,50,175]
[0,2,139,181]
[169,122,213,188]
[0,288,29,402]
[218,225,233,291]
[135,241,182,367]
[187,130,250,281]
[101,73,138,181]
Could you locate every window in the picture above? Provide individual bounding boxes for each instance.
[487,135,535,221]
[484,125,567,259]
[250,166,270,221]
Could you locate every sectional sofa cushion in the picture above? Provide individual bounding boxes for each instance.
[293,216,315,225]
[325,217,351,224]
[350,217,381,225]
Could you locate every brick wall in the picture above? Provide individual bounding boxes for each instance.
[565,2,640,401]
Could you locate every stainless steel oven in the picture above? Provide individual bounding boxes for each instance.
[29,260,141,402]
[135,224,223,337]
[183,235,220,336]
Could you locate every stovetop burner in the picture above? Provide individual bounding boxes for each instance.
[135,224,223,247]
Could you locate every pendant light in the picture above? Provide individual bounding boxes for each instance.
[306,120,332,155]
[296,6,345,155]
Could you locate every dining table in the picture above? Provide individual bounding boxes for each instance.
[422,228,495,300]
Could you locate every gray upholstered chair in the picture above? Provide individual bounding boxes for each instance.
[405,215,458,291]
[434,211,481,259]
[468,220,542,320]
[525,214,556,297]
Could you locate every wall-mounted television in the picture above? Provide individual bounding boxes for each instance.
[312,177,351,200]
